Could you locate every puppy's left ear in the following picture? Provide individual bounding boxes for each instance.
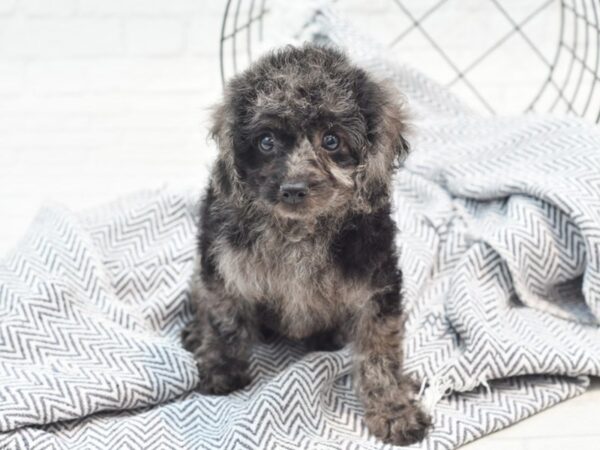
[379,82,411,162]
[354,77,410,213]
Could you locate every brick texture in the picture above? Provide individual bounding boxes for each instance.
[0,0,226,255]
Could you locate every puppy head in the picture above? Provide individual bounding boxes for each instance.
[210,45,409,220]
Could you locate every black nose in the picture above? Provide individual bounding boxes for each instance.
[280,182,308,205]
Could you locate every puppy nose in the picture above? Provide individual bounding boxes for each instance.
[280,182,308,204]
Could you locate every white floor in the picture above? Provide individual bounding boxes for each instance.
[462,378,600,449]
[0,0,599,448]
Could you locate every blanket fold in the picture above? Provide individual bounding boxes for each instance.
[0,194,199,433]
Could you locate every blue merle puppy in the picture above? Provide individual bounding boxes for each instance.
[182,45,431,445]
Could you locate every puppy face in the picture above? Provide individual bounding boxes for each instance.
[211,45,409,220]
[235,107,360,220]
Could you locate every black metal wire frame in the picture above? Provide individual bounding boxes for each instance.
[219,0,600,123]
[219,0,268,85]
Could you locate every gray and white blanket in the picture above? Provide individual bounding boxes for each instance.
[1,6,600,450]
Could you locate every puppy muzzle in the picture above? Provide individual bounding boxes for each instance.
[279,182,308,205]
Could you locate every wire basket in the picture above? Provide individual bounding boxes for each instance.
[219,0,600,123]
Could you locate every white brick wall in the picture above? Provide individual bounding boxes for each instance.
[1,18,123,57]
[0,0,16,14]
[125,18,184,55]
[78,0,224,16]
[22,0,76,16]
[0,0,227,254]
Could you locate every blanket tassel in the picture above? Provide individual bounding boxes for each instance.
[418,376,454,413]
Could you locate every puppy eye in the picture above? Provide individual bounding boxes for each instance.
[322,133,340,151]
[258,134,275,153]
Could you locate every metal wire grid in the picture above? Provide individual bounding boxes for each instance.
[532,1,600,121]
[219,0,600,123]
[219,0,268,84]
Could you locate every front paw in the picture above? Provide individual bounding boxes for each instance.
[364,390,431,445]
[181,320,202,352]
[196,360,251,395]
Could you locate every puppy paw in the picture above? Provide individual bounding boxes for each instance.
[181,321,202,352]
[196,359,251,395]
[182,319,253,395]
[365,398,431,446]
[363,379,431,446]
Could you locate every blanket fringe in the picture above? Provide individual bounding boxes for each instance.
[418,376,454,413]
[417,376,495,413]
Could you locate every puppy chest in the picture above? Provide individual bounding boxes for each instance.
[215,241,356,338]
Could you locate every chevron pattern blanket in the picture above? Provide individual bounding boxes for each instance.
[2,7,600,450]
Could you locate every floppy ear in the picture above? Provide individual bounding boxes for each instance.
[353,78,410,213]
[209,100,246,207]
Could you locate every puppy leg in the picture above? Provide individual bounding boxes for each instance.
[354,291,431,445]
[182,280,256,395]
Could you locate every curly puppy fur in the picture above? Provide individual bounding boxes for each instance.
[182,45,431,445]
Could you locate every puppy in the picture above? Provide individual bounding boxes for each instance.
[183,45,431,445]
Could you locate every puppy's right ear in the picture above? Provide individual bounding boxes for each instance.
[209,101,245,206]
